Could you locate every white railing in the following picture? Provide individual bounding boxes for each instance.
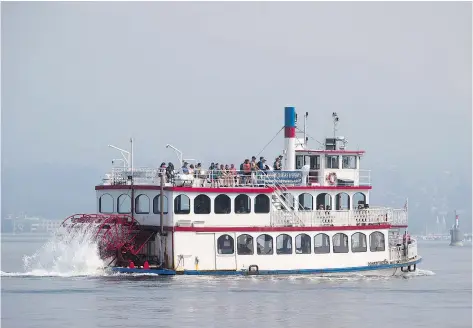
[389,238,418,263]
[392,208,408,226]
[307,169,371,187]
[106,167,162,185]
[102,168,373,188]
[270,207,405,227]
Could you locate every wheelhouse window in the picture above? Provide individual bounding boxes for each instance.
[135,194,150,214]
[333,233,349,253]
[256,234,273,255]
[255,194,270,213]
[310,155,321,170]
[117,194,131,214]
[237,234,254,255]
[325,155,339,169]
[296,155,304,169]
[217,234,234,254]
[153,195,169,214]
[194,194,211,214]
[214,194,231,214]
[235,194,251,214]
[314,233,330,254]
[342,155,357,169]
[351,232,367,253]
[276,234,292,254]
[295,234,311,254]
[370,231,385,252]
[174,194,190,214]
[99,194,114,213]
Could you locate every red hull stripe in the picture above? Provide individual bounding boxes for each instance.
[171,224,392,232]
[284,127,296,138]
[95,185,372,192]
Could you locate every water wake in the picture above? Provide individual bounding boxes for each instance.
[3,224,106,277]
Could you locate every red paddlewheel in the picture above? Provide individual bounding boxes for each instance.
[60,214,141,259]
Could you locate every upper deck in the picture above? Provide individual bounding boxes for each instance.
[101,166,372,189]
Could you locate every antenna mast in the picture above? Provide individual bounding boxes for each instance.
[332,112,339,139]
[303,112,308,148]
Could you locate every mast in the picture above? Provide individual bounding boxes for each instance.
[303,112,308,148]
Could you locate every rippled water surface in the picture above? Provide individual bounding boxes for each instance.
[1,234,471,328]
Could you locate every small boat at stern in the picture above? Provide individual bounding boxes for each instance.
[60,107,422,276]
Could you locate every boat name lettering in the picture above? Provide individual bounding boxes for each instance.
[367,260,389,266]
[259,171,303,184]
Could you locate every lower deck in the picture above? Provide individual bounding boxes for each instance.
[110,226,418,274]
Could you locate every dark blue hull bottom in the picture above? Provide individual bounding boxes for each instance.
[107,257,422,276]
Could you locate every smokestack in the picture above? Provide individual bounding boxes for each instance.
[455,211,459,228]
[284,106,296,170]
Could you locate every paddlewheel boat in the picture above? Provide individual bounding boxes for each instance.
[61,107,421,276]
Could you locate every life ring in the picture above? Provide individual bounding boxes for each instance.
[326,172,337,185]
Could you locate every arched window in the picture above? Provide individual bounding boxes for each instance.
[256,234,273,255]
[333,233,349,253]
[276,234,292,254]
[316,193,332,210]
[153,195,169,214]
[214,194,231,214]
[235,194,251,214]
[254,194,270,213]
[117,194,131,214]
[369,231,385,252]
[295,233,311,254]
[217,234,234,254]
[351,232,367,252]
[353,192,367,209]
[298,193,313,211]
[194,194,211,214]
[335,192,350,210]
[314,233,330,254]
[135,194,150,214]
[99,194,114,213]
[174,194,190,214]
[237,234,254,255]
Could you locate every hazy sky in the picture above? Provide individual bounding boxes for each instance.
[2,2,471,231]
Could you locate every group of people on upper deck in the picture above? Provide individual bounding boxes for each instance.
[158,155,285,187]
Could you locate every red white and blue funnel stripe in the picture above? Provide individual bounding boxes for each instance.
[284,106,296,138]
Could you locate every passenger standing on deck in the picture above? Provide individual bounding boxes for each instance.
[229,164,238,187]
[181,162,189,174]
[158,162,167,182]
[250,156,258,185]
[166,162,174,182]
[243,159,251,185]
[274,157,282,170]
[257,157,267,172]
